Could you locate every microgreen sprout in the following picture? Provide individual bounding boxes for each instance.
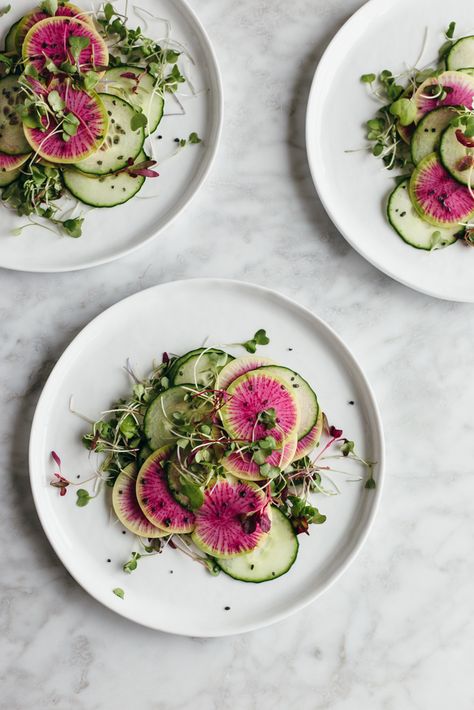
[241,329,270,354]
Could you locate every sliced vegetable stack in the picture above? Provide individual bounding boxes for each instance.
[361,22,474,250]
[0,1,199,237]
[51,332,375,586]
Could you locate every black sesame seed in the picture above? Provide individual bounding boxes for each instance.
[107,558,111,563]
[174,137,180,142]
[224,606,231,611]
[169,570,174,574]
[122,531,126,535]
[348,400,355,406]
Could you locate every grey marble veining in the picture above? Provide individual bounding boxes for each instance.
[1,0,474,708]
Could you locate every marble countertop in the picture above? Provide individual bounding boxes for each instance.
[1,0,474,707]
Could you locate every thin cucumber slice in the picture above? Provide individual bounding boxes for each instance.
[63,150,146,207]
[217,507,298,583]
[257,365,318,439]
[4,20,20,54]
[0,167,21,187]
[144,383,209,451]
[387,179,460,250]
[439,123,474,187]
[75,94,144,175]
[101,66,164,134]
[173,349,234,387]
[0,76,31,155]
[446,36,474,71]
[411,106,457,165]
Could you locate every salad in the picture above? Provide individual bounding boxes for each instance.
[51,332,375,589]
[0,1,201,238]
[360,22,474,251]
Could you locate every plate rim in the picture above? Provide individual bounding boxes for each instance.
[29,277,385,636]
[305,0,474,303]
[0,0,224,274]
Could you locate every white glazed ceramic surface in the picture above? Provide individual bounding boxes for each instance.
[306,0,474,302]
[0,0,222,272]
[29,279,384,637]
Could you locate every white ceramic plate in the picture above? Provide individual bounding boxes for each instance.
[306,0,474,302]
[29,279,384,636]
[0,0,222,272]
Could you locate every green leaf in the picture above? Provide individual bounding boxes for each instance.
[61,217,84,238]
[23,63,39,78]
[259,463,280,479]
[360,73,376,83]
[254,328,270,345]
[69,35,90,62]
[104,2,114,21]
[340,439,355,457]
[446,21,456,39]
[41,0,57,14]
[372,143,384,157]
[130,110,148,131]
[47,89,65,113]
[60,60,76,74]
[123,552,141,573]
[259,435,277,450]
[188,131,202,144]
[76,489,92,507]
[365,477,376,490]
[84,70,100,92]
[252,449,269,465]
[389,98,416,126]
[179,477,204,509]
[166,49,180,63]
[119,414,138,440]
[176,438,189,449]
[113,587,125,599]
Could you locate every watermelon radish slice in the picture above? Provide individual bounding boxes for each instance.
[292,411,323,462]
[414,71,474,121]
[215,354,274,392]
[222,436,297,481]
[409,152,474,227]
[16,3,93,51]
[192,479,270,558]
[220,370,299,446]
[112,463,168,538]
[0,151,30,173]
[136,446,195,534]
[23,17,108,75]
[23,82,108,164]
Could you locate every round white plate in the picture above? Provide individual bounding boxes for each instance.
[306,0,474,302]
[29,279,384,636]
[0,0,222,272]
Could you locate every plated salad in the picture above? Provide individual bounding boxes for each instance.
[360,22,474,251]
[51,332,375,589]
[0,1,200,238]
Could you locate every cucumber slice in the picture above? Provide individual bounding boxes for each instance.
[387,179,460,250]
[63,150,146,207]
[101,66,164,134]
[217,507,298,583]
[257,365,318,439]
[4,20,20,54]
[0,76,31,155]
[75,94,144,175]
[439,124,474,187]
[173,349,234,387]
[411,106,457,165]
[447,36,474,71]
[144,384,209,451]
[0,167,21,187]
